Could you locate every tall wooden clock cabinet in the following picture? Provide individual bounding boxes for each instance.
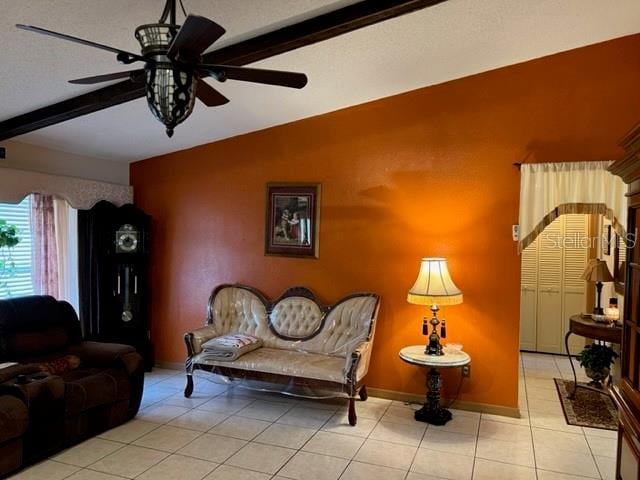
[609,123,640,480]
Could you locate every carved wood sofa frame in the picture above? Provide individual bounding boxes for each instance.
[183,284,380,425]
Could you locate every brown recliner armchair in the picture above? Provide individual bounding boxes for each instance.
[0,295,144,477]
[0,391,28,475]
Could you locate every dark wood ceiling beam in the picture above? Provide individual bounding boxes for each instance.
[203,0,448,65]
[0,81,145,141]
[0,0,448,142]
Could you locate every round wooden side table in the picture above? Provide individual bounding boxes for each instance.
[399,345,471,425]
[565,314,622,399]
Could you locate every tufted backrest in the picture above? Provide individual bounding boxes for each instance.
[209,287,270,339]
[206,285,379,356]
[269,297,323,339]
[303,296,378,356]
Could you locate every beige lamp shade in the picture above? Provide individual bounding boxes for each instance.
[407,257,463,306]
[581,259,613,283]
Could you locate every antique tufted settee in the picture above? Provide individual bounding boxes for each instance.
[184,284,380,425]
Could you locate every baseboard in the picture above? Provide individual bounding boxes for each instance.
[155,361,183,370]
[152,363,521,418]
[367,387,521,418]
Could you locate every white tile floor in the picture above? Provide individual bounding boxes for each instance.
[9,352,618,480]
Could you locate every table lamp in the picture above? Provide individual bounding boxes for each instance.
[581,259,613,315]
[408,257,463,355]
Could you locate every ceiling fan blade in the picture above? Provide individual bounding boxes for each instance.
[2,1,443,141]
[69,69,145,85]
[16,24,145,63]
[199,64,308,89]
[167,15,226,62]
[196,80,229,106]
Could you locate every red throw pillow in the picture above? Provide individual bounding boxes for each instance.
[39,355,81,375]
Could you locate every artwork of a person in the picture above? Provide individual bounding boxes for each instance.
[289,212,300,241]
[279,209,291,240]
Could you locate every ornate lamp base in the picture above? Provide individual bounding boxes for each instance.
[425,304,444,356]
[414,367,452,425]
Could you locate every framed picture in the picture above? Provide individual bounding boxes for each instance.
[265,183,320,258]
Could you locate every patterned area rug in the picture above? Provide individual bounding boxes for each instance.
[554,378,617,430]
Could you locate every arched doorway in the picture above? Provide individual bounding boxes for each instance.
[518,161,627,354]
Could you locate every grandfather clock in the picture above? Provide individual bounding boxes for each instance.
[78,201,153,369]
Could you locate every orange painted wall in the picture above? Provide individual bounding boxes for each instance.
[131,34,640,408]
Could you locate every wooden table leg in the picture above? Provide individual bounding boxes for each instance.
[414,367,452,425]
[565,330,578,399]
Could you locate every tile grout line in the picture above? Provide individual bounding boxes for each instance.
[552,354,605,480]
[250,395,389,480]
[399,401,424,480]
[468,409,481,480]
[521,352,540,480]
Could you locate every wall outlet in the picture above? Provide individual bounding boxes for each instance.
[512,224,519,241]
[462,365,471,378]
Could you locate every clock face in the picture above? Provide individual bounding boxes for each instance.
[116,224,139,253]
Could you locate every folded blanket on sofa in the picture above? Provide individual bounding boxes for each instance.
[201,333,263,362]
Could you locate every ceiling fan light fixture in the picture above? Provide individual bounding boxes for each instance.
[135,24,178,55]
[136,23,197,137]
[14,0,308,139]
[146,67,196,138]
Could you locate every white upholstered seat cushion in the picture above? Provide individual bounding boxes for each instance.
[193,347,346,384]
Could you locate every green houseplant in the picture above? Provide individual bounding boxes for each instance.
[577,343,618,387]
[0,219,21,297]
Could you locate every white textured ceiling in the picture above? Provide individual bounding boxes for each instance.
[2,0,640,163]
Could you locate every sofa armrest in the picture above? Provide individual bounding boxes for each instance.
[68,341,142,375]
[184,326,218,356]
[0,395,28,443]
[344,340,373,387]
[0,364,41,384]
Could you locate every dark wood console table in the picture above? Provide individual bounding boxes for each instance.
[565,314,622,399]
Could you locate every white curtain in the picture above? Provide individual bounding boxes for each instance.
[53,198,79,311]
[518,161,627,252]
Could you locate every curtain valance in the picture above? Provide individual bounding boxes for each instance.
[0,167,132,209]
[518,161,627,252]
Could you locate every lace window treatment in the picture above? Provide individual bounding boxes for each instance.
[518,161,627,253]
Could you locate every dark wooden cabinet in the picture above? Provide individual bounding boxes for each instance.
[609,123,640,480]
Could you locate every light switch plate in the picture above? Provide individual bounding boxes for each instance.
[512,225,519,241]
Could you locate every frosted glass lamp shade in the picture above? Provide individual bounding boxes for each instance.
[407,258,463,306]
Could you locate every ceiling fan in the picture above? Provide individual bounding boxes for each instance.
[16,0,308,137]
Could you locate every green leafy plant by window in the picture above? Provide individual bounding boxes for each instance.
[0,219,21,297]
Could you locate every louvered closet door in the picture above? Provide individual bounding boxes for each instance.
[520,238,538,351]
[562,214,589,355]
[536,218,564,353]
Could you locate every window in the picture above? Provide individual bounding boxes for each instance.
[0,197,34,298]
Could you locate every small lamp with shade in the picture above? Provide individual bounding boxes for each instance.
[581,259,613,316]
[407,257,463,355]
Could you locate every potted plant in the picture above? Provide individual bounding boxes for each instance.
[0,219,20,297]
[577,343,618,387]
